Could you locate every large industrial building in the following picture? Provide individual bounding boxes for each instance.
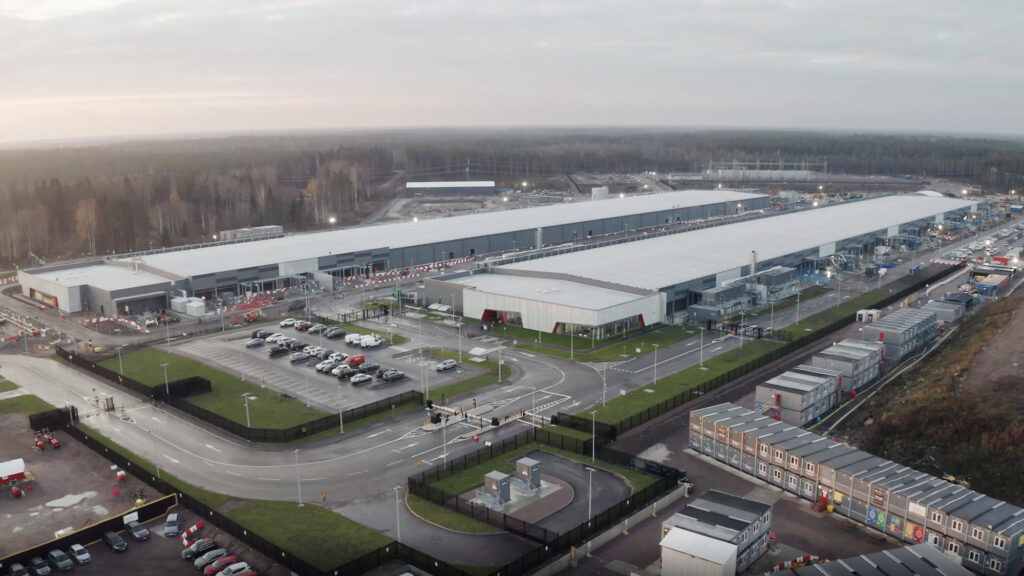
[426,195,977,335]
[19,190,763,314]
[690,403,1024,576]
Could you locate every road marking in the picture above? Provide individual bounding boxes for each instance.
[392,442,419,453]
[164,455,179,464]
[152,417,163,424]
[258,477,280,481]
[347,469,369,477]
[711,346,723,352]
[204,444,222,453]
[110,426,120,433]
[203,460,214,468]
[226,470,241,477]
[306,477,325,481]
[366,429,391,439]
[387,460,403,467]
[686,341,696,347]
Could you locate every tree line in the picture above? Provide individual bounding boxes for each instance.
[2,129,1023,268]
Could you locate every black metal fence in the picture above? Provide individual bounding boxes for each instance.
[57,345,423,443]
[407,428,686,576]
[0,494,179,569]
[28,406,77,430]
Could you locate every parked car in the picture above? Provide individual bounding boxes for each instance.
[360,335,382,348]
[343,354,365,368]
[325,328,346,339]
[278,337,297,347]
[46,549,73,572]
[315,349,333,360]
[267,345,289,358]
[329,352,349,362]
[182,538,217,560]
[344,333,363,346]
[245,338,265,348]
[294,321,314,331]
[357,362,380,374]
[380,369,405,382]
[203,556,239,576]
[164,512,180,537]
[315,359,336,372]
[264,333,285,344]
[27,557,50,576]
[67,544,91,565]
[279,318,296,327]
[8,563,28,576]
[127,520,150,541]
[332,364,356,379]
[435,359,457,372]
[289,352,311,363]
[307,324,327,334]
[102,531,128,552]
[350,373,372,385]
[215,562,251,576]
[194,548,229,570]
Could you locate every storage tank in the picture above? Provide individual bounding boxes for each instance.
[170,297,189,314]
[185,298,206,317]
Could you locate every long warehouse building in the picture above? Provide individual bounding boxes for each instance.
[426,195,977,337]
[19,190,765,314]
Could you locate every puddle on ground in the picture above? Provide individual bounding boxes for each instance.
[46,490,97,508]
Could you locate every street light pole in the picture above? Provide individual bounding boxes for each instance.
[699,327,704,368]
[769,301,775,332]
[457,323,462,363]
[796,291,802,325]
[570,329,574,360]
[739,312,745,349]
[294,449,303,507]
[586,466,594,519]
[442,415,448,464]
[591,411,597,463]
[117,345,124,375]
[601,365,607,406]
[392,486,402,542]
[160,363,169,398]
[652,344,659,385]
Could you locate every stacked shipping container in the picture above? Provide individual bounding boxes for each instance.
[755,365,841,425]
[810,339,885,394]
[861,308,938,361]
[689,403,1024,576]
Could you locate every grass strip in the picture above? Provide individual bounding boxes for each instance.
[406,494,502,534]
[0,394,55,415]
[0,379,18,393]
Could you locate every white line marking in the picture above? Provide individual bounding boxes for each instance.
[258,477,280,481]
[387,460,403,467]
[204,444,222,453]
[306,477,325,481]
[366,429,391,439]
[226,470,241,477]
[152,417,163,424]
[164,455,179,464]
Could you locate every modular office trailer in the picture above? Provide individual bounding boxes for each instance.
[770,542,971,576]
[662,490,772,573]
[755,365,841,426]
[860,308,938,361]
[689,403,1024,576]
[810,339,885,394]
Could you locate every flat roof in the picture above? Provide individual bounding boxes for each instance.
[786,543,972,576]
[32,264,170,292]
[407,181,495,188]
[660,527,736,565]
[452,273,654,311]
[503,196,976,291]
[132,190,760,278]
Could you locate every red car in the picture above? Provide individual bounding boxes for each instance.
[294,321,314,331]
[204,555,239,576]
[343,354,365,368]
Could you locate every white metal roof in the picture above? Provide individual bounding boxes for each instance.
[451,273,651,311]
[32,264,170,292]
[0,458,25,478]
[407,181,495,188]
[659,527,735,564]
[132,190,761,277]
[503,196,976,291]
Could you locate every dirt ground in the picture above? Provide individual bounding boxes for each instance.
[960,297,1024,396]
[0,413,155,556]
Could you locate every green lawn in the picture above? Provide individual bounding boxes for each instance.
[98,349,326,429]
[226,501,392,572]
[429,445,658,497]
[777,292,882,340]
[0,394,55,415]
[0,379,17,393]
[545,425,595,441]
[292,400,422,444]
[407,494,502,534]
[484,323,697,362]
[425,349,511,402]
[582,339,783,425]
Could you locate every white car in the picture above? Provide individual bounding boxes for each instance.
[329,352,348,362]
[315,359,335,372]
[360,335,382,348]
[280,318,296,327]
[435,359,457,372]
[216,562,251,576]
[67,543,91,565]
[265,333,285,343]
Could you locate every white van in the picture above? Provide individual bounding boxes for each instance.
[344,333,363,346]
[360,335,382,348]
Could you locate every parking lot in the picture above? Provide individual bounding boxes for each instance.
[173,320,476,413]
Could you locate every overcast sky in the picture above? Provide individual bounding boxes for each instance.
[2,0,1021,143]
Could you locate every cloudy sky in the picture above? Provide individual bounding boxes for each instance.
[1,0,1020,143]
